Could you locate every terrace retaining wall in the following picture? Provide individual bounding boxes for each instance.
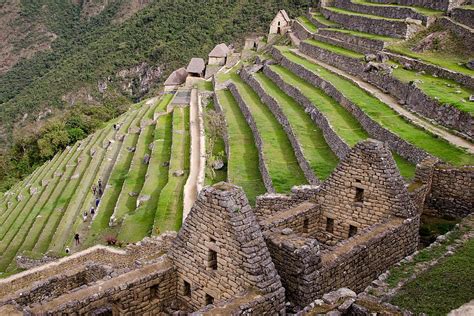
[333,0,432,25]
[228,83,275,193]
[450,7,474,28]
[240,67,320,185]
[212,91,230,175]
[275,47,431,164]
[320,7,421,39]
[313,34,375,54]
[436,16,474,51]
[368,0,466,11]
[263,66,351,160]
[317,29,386,52]
[298,42,474,139]
[293,20,314,40]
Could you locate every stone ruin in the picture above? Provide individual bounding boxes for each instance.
[0,139,470,315]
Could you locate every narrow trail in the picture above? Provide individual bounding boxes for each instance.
[183,88,205,220]
[292,49,474,155]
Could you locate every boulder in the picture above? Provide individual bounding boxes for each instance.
[466,60,474,70]
[212,159,224,170]
[364,54,377,62]
[173,170,185,177]
[322,288,357,304]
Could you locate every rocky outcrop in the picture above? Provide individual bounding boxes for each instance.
[240,67,320,185]
[116,62,163,100]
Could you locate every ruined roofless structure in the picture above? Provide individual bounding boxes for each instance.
[0,139,420,315]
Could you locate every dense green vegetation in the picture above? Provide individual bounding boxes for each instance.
[0,0,309,192]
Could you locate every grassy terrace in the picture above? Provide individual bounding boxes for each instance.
[31,129,109,255]
[392,65,474,114]
[153,107,190,234]
[311,12,339,27]
[204,100,227,186]
[86,105,148,245]
[390,238,474,315]
[351,0,443,16]
[0,141,81,271]
[323,27,396,42]
[268,63,415,179]
[297,16,318,33]
[254,72,339,180]
[118,96,174,242]
[216,89,265,204]
[324,6,404,21]
[230,73,308,192]
[303,39,474,114]
[387,45,474,77]
[279,46,474,166]
[112,101,160,222]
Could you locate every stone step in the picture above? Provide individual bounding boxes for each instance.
[332,0,440,26]
[320,7,424,39]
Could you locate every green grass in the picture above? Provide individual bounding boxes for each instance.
[216,89,265,205]
[278,47,474,167]
[391,65,474,114]
[204,101,227,186]
[325,6,404,21]
[388,45,474,77]
[390,238,474,315]
[305,39,365,59]
[153,107,190,234]
[324,27,396,42]
[351,0,443,16]
[197,80,214,92]
[297,16,318,33]
[230,73,308,192]
[311,12,339,27]
[254,72,338,180]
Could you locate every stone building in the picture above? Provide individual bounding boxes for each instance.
[186,58,206,78]
[0,140,424,315]
[208,43,230,66]
[269,9,292,37]
[163,67,188,92]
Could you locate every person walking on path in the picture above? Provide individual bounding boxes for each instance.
[92,185,97,196]
[83,211,88,222]
[74,233,80,246]
[90,207,95,217]
[95,198,100,208]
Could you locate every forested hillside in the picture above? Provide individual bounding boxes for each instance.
[0,0,309,191]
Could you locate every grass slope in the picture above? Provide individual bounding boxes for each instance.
[230,74,308,192]
[216,90,265,205]
[279,47,474,166]
[255,72,338,180]
[153,107,190,234]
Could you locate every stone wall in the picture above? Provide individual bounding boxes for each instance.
[317,29,386,53]
[427,164,474,218]
[263,65,351,160]
[211,88,230,178]
[297,42,474,139]
[313,33,375,55]
[27,259,177,315]
[259,202,320,233]
[265,231,321,306]
[316,140,416,239]
[320,7,421,39]
[169,183,285,313]
[240,67,320,184]
[436,16,474,52]
[292,20,314,40]
[228,82,275,193]
[450,7,474,28]
[277,46,431,164]
[386,51,474,90]
[333,0,432,25]
[368,0,466,11]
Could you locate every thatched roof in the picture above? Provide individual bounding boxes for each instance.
[164,67,188,86]
[209,43,230,58]
[186,58,206,74]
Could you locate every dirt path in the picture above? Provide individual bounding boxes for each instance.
[292,50,474,155]
[183,88,205,220]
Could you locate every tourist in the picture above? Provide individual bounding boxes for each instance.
[98,178,102,190]
[74,233,80,245]
[65,247,70,254]
[90,207,95,217]
[95,198,100,207]
[83,211,88,222]
[92,185,97,196]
